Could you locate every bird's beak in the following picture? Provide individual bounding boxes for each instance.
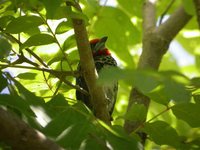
[94,36,108,51]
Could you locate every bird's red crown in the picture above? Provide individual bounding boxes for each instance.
[89,37,111,57]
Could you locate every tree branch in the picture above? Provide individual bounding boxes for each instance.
[0,107,65,150]
[0,64,77,77]
[124,2,193,145]
[143,0,156,33]
[193,0,200,29]
[0,27,48,68]
[66,2,111,124]
[0,63,88,95]
[157,6,192,41]
[159,0,175,25]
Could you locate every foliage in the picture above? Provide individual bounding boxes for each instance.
[0,0,200,149]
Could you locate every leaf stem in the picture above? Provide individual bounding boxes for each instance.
[0,27,48,68]
[146,105,172,123]
[36,11,74,73]
[133,105,172,133]
[0,63,88,95]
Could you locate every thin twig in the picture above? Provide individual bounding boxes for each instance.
[0,64,77,76]
[0,63,88,95]
[0,27,48,68]
[53,81,63,96]
[133,106,172,133]
[36,11,74,73]
[42,71,54,92]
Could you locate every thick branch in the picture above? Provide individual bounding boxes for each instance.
[157,6,192,41]
[193,0,200,29]
[0,107,65,150]
[67,3,111,124]
[124,3,193,144]
[139,6,192,70]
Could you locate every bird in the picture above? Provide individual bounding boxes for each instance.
[76,36,118,116]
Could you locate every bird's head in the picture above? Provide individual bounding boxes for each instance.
[90,36,111,57]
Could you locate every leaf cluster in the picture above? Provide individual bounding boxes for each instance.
[0,0,200,149]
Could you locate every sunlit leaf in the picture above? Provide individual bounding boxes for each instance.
[21,34,56,49]
[0,94,35,117]
[143,121,180,148]
[44,104,138,149]
[117,0,144,17]
[55,21,73,34]
[5,16,43,34]
[0,15,14,28]
[0,38,12,59]
[7,74,45,106]
[125,104,147,122]
[41,0,63,19]
[17,72,37,80]
[46,94,69,117]
[93,6,140,67]
[63,34,76,51]
[172,103,200,128]
[182,0,195,15]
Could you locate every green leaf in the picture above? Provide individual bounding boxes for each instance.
[99,68,191,106]
[190,77,200,89]
[46,94,69,117]
[125,104,147,122]
[55,21,73,34]
[93,7,141,67]
[0,38,12,59]
[17,72,37,80]
[148,71,190,105]
[63,34,76,51]
[0,15,14,28]
[182,0,195,15]
[172,103,200,128]
[98,67,132,84]
[162,79,190,104]
[0,94,35,117]
[7,74,45,106]
[41,0,63,19]
[180,139,200,150]
[104,125,139,150]
[5,15,43,34]
[193,94,200,104]
[21,34,56,49]
[133,70,161,93]
[47,55,62,66]
[0,0,12,14]
[148,80,190,105]
[7,74,50,128]
[195,55,200,71]
[147,86,170,105]
[43,106,94,149]
[117,0,144,17]
[44,104,138,150]
[0,72,7,92]
[143,121,180,147]
[99,68,160,93]
[68,12,89,23]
